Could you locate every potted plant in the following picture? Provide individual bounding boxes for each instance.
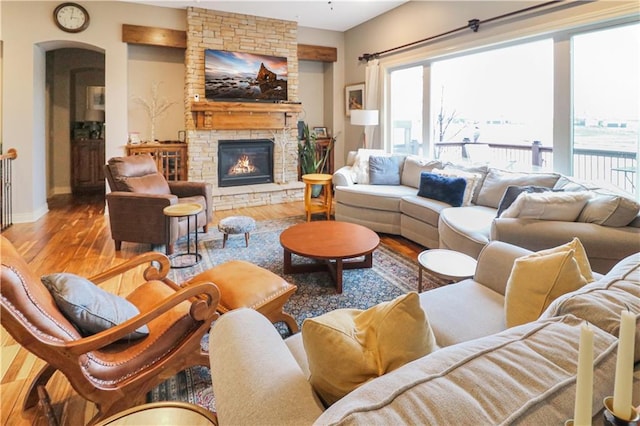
[298,124,335,196]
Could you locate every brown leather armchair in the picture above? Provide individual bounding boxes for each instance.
[104,154,212,254]
[0,235,220,425]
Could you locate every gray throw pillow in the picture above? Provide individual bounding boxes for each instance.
[496,185,551,217]
[369,156,403,185]
[41,273,149,340]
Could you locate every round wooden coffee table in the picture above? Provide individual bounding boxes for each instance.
[417,249,477,292]
[280,221,380,293]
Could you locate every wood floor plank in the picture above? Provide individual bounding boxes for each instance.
[1,194,423,425]
[1,345,20,382]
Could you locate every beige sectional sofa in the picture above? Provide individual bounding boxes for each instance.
[208,242,640,425]
[333,151,640,273]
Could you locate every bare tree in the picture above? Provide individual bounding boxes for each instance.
[436,86,465,142]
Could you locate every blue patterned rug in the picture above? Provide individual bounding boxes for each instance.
[148,216,436,412]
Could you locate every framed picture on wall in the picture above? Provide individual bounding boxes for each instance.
[87,86,105,110]
[313,127,328,138]
[345,83,364,117]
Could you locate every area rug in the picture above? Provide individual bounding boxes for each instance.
[148,216,441,412]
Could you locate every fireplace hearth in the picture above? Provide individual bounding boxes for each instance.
[218,139,274,187]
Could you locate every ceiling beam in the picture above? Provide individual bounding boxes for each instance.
[297,44,337,62]
[121,25,337,63]
[122,24,187,49]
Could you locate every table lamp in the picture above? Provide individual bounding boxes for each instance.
[351,109,378,149]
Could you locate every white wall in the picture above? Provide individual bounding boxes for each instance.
[1,1,185,222]
[298,60,325,129]
[127,44,185,142]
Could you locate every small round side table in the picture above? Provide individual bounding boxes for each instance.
[417,249,478,292]
[163,203,203,269]
[302,173,333,221]
[94,401,216,425]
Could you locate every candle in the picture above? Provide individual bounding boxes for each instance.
[574,322,594,426]
[613,310,636,420]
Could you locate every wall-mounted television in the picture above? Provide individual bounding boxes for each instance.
[204,49,288,102]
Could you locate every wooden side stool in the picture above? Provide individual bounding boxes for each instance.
[302,173,333,221]
[186,260,299,333]
[217,216,256,248]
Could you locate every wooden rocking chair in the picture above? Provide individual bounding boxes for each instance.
[0,236,220,425]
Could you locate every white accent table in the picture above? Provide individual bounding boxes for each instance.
[417,249,478,292]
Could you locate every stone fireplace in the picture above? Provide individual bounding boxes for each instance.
[218,139,273,187]
[184,8,304,211]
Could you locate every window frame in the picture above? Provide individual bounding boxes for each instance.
[382,13,639,190]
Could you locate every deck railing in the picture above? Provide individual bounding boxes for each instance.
[434,141,637,196]
[1,149,17,231]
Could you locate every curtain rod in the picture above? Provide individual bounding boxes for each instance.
[358,0,570,62]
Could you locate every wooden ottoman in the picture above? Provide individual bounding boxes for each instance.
[187,260,299,333]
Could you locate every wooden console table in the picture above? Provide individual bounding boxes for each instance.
[126,142,187,181]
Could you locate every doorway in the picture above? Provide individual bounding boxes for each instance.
[46,47,105,199]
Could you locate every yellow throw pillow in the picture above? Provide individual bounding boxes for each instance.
[532,237,594,283]
[505,249,588,328]
[302,292,437,406]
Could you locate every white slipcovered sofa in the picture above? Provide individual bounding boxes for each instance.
[332,150,640,273]
[208,242,640,425]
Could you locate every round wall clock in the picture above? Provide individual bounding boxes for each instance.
[53,2,90,33]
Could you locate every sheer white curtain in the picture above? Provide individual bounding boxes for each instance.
[364,59,381,149]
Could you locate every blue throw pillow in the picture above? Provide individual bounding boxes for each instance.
[417,172,467,207]
[41,273,149,340]
[369,156,403,185]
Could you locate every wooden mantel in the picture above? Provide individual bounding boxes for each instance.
[191,101,303,130]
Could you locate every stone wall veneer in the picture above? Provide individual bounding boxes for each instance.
[185,8,303,210]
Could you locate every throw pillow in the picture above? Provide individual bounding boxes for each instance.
[400,155,444,188]
[369,156,403,185]
[443,163,489,204]
[349,149,387,184]
[505,249,588,327]
[577,193,640,227]
[41,273,149,340]
[496,185,551,218]
[302,292,437,406]
[475,168,560,208]
[417,172,467,207]
[500,190,591,222]
[534,237,595,283]
[432,168,481,206]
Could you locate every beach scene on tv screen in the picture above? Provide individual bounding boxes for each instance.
[205,50,288,102]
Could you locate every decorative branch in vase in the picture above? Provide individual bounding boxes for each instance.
[271,126,292,184]
[132,81,177,143]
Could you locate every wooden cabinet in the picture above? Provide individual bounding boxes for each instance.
[126,142,188,181]
[72,139,105,194]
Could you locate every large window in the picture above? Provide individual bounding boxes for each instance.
[572,23,639,196]
[386,20,639,196]
[389,66,423,155]
[430,40,553,168]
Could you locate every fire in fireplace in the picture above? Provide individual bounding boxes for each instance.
[218,139,274,187]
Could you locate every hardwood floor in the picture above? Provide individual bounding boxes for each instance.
[0,194,424,425]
